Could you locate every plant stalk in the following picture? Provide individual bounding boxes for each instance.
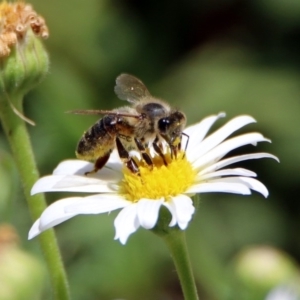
[0,93,70,300]
[163,229,199,300]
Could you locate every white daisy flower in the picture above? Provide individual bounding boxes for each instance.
[28,113,278,244]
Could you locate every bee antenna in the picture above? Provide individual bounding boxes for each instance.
[65,110,113,115]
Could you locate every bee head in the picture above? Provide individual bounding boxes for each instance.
[158,111,186,150]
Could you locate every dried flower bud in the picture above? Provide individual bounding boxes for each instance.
[0,1,49,96]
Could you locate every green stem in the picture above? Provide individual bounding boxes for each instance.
[163,229,199,300]
[0,93,70,300]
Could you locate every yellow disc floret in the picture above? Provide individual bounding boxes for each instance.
[120,152,196,202]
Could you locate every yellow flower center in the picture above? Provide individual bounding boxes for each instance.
[119,152,196,202]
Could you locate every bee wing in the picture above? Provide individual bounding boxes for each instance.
[114,74,151,103]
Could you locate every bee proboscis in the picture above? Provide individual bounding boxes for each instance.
[69,74,188,174]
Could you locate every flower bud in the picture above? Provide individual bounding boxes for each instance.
[233,246,300,298]
[0,2,49,96]
[0,224,46,300]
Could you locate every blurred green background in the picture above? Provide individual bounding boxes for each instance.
[1,0,300,299]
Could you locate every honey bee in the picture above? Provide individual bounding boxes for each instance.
[70,74,188,174]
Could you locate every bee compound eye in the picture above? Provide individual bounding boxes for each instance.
[158,118,170,133]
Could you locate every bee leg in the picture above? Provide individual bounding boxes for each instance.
[153,137,167,166]
[116,137,139,173]
[85,152,111,175]
[134,138,153,167]
[181,132,190,159]
[172,146,178,159]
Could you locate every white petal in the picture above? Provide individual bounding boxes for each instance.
[188,115,256,161]
[105,150,124,173]
[198,168,256,181]
[163,202,177,227]
[28,197,84,239]
[137,198,164,229]
[164,195,195,230]
[185,113,226,152]
[187,176,268,197]
[193,133,270,170]
[210,177,269,197]
[65,194,130,214]
[53,159,122,181]
[114,204,140,245]
[53,160,94,175]
[31,175,118,195]
[186,181,251,195]
[28,219,42,239]
[234,177,269,198]
[108,149,122,164]
[199,153,279,176]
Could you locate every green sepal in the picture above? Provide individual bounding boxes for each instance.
[0,30,49,98]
